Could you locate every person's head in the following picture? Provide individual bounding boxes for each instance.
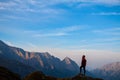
[82,55,85,59]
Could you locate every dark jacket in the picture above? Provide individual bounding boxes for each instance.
[81,58,86,67]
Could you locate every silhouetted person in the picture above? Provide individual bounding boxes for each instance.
[80,55,87,76]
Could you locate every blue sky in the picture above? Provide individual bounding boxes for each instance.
[0,0,120,69]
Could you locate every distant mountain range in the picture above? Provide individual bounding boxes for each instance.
[92,62,120,80]
[0,40,79,78]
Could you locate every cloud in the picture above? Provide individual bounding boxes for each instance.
[93,27,120,35]
[0,0,65,22]
[93,27,120,32]
[1,0,119,12]
[0,1,17,8]
[0,0,65,13]
[22,25,82,37]
[0,18,8,21]
[88,0,120,6]
[42,0,120,6]
[92,12,120,15]
[0,0,67,22]
[0,26,29,37]
[59,25,82,32]
[0,0,119,21]
[34,32,68,37]
[35,0,120,6]
[30,25,82,37]
[95,38,120,42]
[3,15,28,20]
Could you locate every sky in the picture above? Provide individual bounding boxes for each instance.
[0,0,120,69]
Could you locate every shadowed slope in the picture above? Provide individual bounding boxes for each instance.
[0,66,21,80]
[24,71,57,80]
[24,71,103,80]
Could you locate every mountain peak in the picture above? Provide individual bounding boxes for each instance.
[65,56,70,59]
[0,40,3,43]
[63,57,71,64]
[41,52,52,59]
[0,40,8,46]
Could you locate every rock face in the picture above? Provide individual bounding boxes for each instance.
[0,40,79,78]
[0,66,21,80]
[92,62,120,80]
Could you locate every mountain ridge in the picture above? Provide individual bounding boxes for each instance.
[0,40,79,78]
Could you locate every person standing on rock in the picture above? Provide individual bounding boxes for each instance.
[80,55,87,76]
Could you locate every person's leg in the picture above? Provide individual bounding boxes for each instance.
[80,66,82,74]
[83,66,86,76]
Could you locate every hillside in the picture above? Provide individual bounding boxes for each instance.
[92,62,120,80]
[24,71,103,80]
[0,55,36,78]
[0,66,103,80]
[0,66,21,80]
